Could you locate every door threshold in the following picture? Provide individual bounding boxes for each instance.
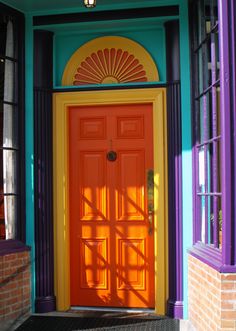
[70,307,155,314]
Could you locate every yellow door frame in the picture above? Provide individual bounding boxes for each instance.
[53,88,168,314]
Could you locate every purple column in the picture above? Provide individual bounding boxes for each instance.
[165,20,183,319]
[34,30,56,313]
[231,0,236,265]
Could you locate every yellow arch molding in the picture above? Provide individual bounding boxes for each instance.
[53,88,168,314]
[62,36,159,85]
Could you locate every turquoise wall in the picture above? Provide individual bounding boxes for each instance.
[25,14,35,313]
[54,25,166,86]
[44,18,168,87]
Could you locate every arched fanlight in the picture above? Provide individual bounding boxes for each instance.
[84,0,96,8]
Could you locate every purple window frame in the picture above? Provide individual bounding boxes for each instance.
[190,0,236,272]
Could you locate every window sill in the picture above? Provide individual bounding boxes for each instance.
[0,239,30,256]
[188,242,236,273]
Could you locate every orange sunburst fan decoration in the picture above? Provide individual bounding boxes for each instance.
[73,48,148,85]
[62,36,159,86]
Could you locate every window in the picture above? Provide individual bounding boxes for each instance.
[0,6,25,241]
[192,0,221,248]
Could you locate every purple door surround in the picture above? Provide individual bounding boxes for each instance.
[34,30,56,313]
[165,20,183,319]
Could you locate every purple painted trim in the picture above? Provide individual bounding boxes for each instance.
[203,94,208,243]
[167,300,183,319]
[190,0,202,244]
[231,0,236,265]
[210,17,219,248]
[189,243,236,273]
[165,20,183,319]
[218,0,232,266]
[34,31,56,313]
[35,296,56,313]
[0,240,30,256]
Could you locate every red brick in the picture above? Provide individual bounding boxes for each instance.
[221,282,235,290]
[221,319,235,328]
[10,288,23,298]
[221,291,236,301]
[221,274,236,281]
[3,281,18,291]
[221,301,234,310]
[221,310,236,319]
[3,254,17,262]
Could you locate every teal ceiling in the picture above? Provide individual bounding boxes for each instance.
[2,0,175,13]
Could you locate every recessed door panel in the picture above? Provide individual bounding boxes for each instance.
[117,150,145,221]
[80,151,107,221]
[80,238,108,289]
[69,103,154,308]
[117,238,145,290]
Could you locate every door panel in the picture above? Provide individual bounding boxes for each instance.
[80,151,107,220]
[69,104,154,308]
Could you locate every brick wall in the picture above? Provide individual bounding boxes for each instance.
[188,254,236,331]
[0,250,31,327]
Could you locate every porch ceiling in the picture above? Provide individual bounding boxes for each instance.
[2,0,165,14]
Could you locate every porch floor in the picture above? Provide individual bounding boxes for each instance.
[12,310,180,331]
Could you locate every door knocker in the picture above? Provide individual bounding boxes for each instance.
[107,150,117,162]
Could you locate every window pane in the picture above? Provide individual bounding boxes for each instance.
[215,32,220,81]
[3,59,15,103]
[4,195,17,239]
[198,147,205,191]
[200,195,207,243]
[0,16,7,57]
[3,150,17,194]
[199,94,210,143]
[206,37,212,86]
[1,104,18,148]
[198,48,204,95]
[0,148,18,240]
[0,58,4,100]
[0,192,4,239]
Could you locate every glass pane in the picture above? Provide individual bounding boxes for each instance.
[209,195,221,248]
[198,147,205,192]
[199,94,210,143]
[206,37,212,86]
[3,150,17,194]
[4,195,17,239]
[199,97,204,143]
[0,58,4,101]
[1,104,18,148]
[0,147,18,240]
[215,32,220,81]
[212,0,218,26]
[0,191,5,240]
[3,59,15,103]
[0,16,7,57]
[0,149,18,194]
[200,195,206,243]
[198,48,204,95]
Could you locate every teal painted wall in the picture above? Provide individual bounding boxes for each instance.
[47,18,168,86]
[25,14,35,313]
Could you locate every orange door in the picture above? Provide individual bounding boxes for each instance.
[69,103,154,308]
